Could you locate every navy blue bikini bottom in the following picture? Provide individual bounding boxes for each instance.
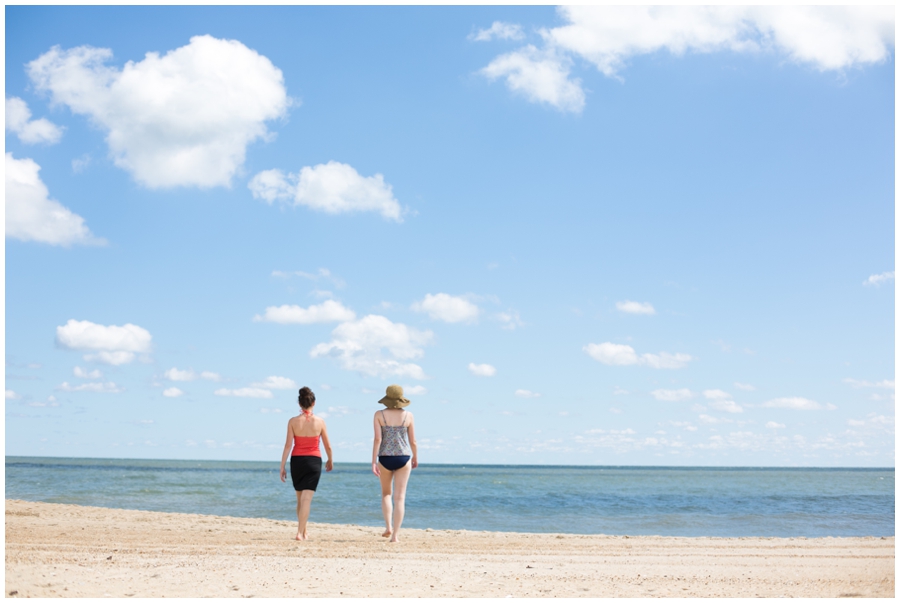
[379,455,410,471]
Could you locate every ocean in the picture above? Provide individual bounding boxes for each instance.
[5,456,894,538]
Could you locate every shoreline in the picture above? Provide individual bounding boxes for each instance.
[6,499,895,598]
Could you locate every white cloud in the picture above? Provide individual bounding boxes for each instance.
[863,271,894,286]
[6,97,63,144]
[57,381,123,393]
[762,396,823,410]
[56,319,151,365]
[843,378,894,389]
[162,387,184,398]
[515,389,541,398]
[482,7,894,111]
[72,154,91,173]
[583,342,692,369]
[616,300,656,315]
[470,21,525,42]
[481,45,585,113]
[271,267,345,289]
[251,376,298,390]
[73,366,102,379]
[27,35,289,188]
[766,421,786,429]
[404,385,427,396]
[253,300,356,324]
[83,351,136,366]
[495,310,524,330]
[703,389,744,413]
[651,388,694,402]
[468,363,497,377]
[734,382,756,391]
[6,390,20,400]
[6,153,105,246]
[249,161,402,221]
[310,314,433,380]
[699,414,733,425]
[709,399,744,414]
[214,387,274,399]
[163,366,197,381]
[703,389,731,401]
[163,367,220,382]
[412,293,480,323]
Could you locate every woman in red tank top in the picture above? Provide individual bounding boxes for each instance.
[280,386,333,540]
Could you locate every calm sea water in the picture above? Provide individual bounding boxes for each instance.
[5,456,894,537]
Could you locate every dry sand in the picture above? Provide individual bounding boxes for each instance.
[5,499,894,598]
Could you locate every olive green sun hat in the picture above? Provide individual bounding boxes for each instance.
[377,384,411,409]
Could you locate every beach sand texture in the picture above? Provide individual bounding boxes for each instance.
[5,499,894,598]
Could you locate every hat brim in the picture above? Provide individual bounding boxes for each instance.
[378,396,410,408]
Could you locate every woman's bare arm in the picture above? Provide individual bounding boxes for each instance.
[320,419,334,472]
[279,420,294,482]
[371,412,383,476]
[407,413,418,469]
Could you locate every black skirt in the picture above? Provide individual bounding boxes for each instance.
[290,455,322,491]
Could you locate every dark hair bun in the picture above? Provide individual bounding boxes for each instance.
[298,386,315,409]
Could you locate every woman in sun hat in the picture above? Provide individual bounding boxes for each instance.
[280,386,333,541]
[372,384,418,543]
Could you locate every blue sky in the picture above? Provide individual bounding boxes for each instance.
[5,6,895,466]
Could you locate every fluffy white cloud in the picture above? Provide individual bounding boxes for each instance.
[734,382,756,391]
[58,381,123,393]
[6,153,105,246]
[762,397,823,410]
[162,387,184,398]
[495,310,524,330]
[249,161,402,221]
[214,387,274,399]
[468,363,497,377]
[710,399,744,414]
[583,342,692,369]
[251,376,298,390]
[56,319,151,365]
[253,300,356,325]
[27,35,289,188]
[470,22,525,42]
[703,389,744,413]
[766,421,786,429]
[6,97,63,144]
[651,388,694,402]
[843,378,894,389]
[481,45,585,113]
[515,389,541,398]
[863,271,894,286]
[482,6,894,111]
[404,385,427,396]
[310,315,433,380]
[616,300,656,315]
[412,293,480,323]
[6,390,20,400]
[73,366,102,379]
[164,367,220,382]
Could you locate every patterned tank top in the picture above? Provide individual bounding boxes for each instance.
[378,410,412,456]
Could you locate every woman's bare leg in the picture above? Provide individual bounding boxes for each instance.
[389,462,412,542]
[296,490,314,540]
[378,465,394,537]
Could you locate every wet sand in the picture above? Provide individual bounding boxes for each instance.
[5,499,894,598]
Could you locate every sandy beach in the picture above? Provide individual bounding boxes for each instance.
[5,499,894,598]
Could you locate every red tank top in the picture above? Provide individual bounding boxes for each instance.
[291,435,321,457]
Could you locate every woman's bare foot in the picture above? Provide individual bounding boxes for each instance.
[381,530,392,538]
[389,536,400,543]
[295,532,307,541]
